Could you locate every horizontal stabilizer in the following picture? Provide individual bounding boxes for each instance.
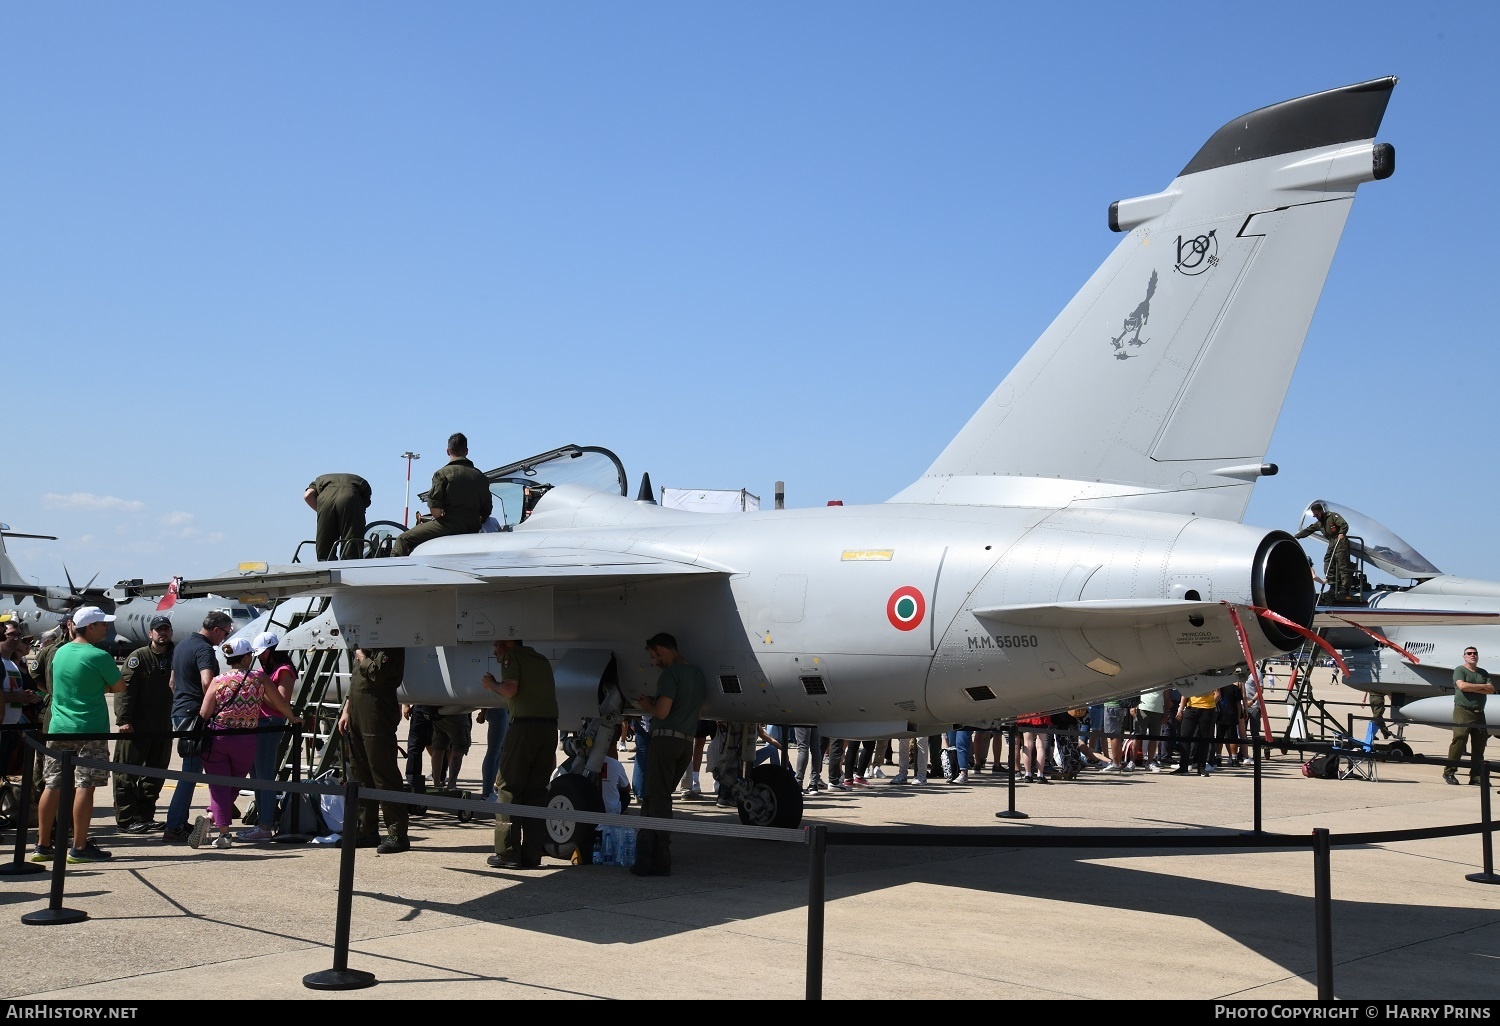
[973,599,1223,629]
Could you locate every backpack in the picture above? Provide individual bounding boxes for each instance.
[1302,753,1339,779]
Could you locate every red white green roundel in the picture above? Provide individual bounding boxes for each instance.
[886,586,926,631]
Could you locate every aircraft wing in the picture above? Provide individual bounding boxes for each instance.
[171,549,729,602]
[971,599,1224,629]
[1311,608,1500,629]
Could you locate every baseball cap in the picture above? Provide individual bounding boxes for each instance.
[149,615,173,631]
[251,631,279,656]
[73,606,115,628]
[221,637,253,658]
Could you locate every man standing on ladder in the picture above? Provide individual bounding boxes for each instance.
[1295,501,1355,602]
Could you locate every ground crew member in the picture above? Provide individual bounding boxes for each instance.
[631,632,707,877]
[113,615,175,832]
[1443,645,1493,786]
[337,647,409,853]
[304,473,372,560]
[392,433,492,556]
[1294,501,1355,600]
[483,638,558,870]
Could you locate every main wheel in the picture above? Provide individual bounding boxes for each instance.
[1381,740,1414,762]
[736,764,804,829]
[542,773,603,860]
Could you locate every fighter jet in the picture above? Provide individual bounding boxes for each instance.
[1275,500,1500,736]
[166,78,1401,835]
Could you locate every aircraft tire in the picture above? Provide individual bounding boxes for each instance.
[542,773,603,861]
[736,764,804,830]
[1382,741,1413,762]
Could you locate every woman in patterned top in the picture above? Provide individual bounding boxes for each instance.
[189,637,296,849]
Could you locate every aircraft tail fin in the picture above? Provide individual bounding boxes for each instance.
[893,78,1397,521]
[0,540,23,590]
[156,577,182,611]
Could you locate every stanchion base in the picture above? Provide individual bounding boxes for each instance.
[303,967,377,990]
[0,861,48,877]
[994,810,1030,820]
[22,906,89,926]
[272,834,314,845]
[1464,872,1500,885]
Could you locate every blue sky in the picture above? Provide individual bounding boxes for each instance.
[3,3,1496,593]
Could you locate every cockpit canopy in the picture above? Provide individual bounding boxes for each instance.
[1300,499,1442,580]
[422,444,628,532]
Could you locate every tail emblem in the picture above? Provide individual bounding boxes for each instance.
[1109,269,1158,359]
[1174,230,1218,275]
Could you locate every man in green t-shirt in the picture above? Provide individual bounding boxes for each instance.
[482,638,558,870]
[631,632,707,877]
[1444,645,1494,786]
[33,607,123,865]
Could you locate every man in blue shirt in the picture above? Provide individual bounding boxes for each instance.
[162,610,235,842]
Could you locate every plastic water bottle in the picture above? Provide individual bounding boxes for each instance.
[596,827,613,865]
[615,828,637,868]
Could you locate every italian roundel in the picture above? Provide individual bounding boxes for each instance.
[886,586,926,631]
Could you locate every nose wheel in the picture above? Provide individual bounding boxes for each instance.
[736,764,803,829]
[542,773,603,860]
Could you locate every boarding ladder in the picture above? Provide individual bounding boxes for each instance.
[1274,535,1407,756]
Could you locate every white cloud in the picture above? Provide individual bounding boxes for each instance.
[161,512,194,526]
[42,492,146,514]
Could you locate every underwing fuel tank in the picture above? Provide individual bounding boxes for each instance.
[924,511,1313,722]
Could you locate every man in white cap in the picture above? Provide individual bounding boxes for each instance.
[244,630,295,840]
[32,606,124,864]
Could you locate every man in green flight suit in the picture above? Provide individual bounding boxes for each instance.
[337,647,410,853]
[304,473,372,560]
[392,433,492,556]
[112,615,175,832]
[483,638,558,870]
[1443,645,1494,786]
[631,632,707,877]
[1294,501,1355,600]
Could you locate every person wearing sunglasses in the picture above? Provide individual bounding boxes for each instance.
[1444,646,1494,786]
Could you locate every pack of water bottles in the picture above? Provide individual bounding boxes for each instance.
[594,825,637,867]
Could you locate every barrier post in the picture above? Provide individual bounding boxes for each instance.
[22,747,87,925]
[1312,827,1333,1000]
[1,727,45,877]
[995,724,1028,820]
[805,824,827,1001]
[1252,734,1263,835]
[303,778,376,990]
[1466,757,1499,885]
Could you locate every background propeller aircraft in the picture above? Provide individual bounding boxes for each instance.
[169,78,1402,834]
[0,525,111,637]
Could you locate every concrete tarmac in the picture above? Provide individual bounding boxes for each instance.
[4,672,1499,1002]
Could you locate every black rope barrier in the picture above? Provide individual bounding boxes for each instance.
[9,719,1500,1001]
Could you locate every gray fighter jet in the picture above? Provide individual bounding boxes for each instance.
[168,78,1402,833]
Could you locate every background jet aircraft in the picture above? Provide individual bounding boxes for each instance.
[172,78,1400,831]
[105,577,260,655]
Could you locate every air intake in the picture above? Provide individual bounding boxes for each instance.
[719,674,741,695]
[800,675,827,696]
